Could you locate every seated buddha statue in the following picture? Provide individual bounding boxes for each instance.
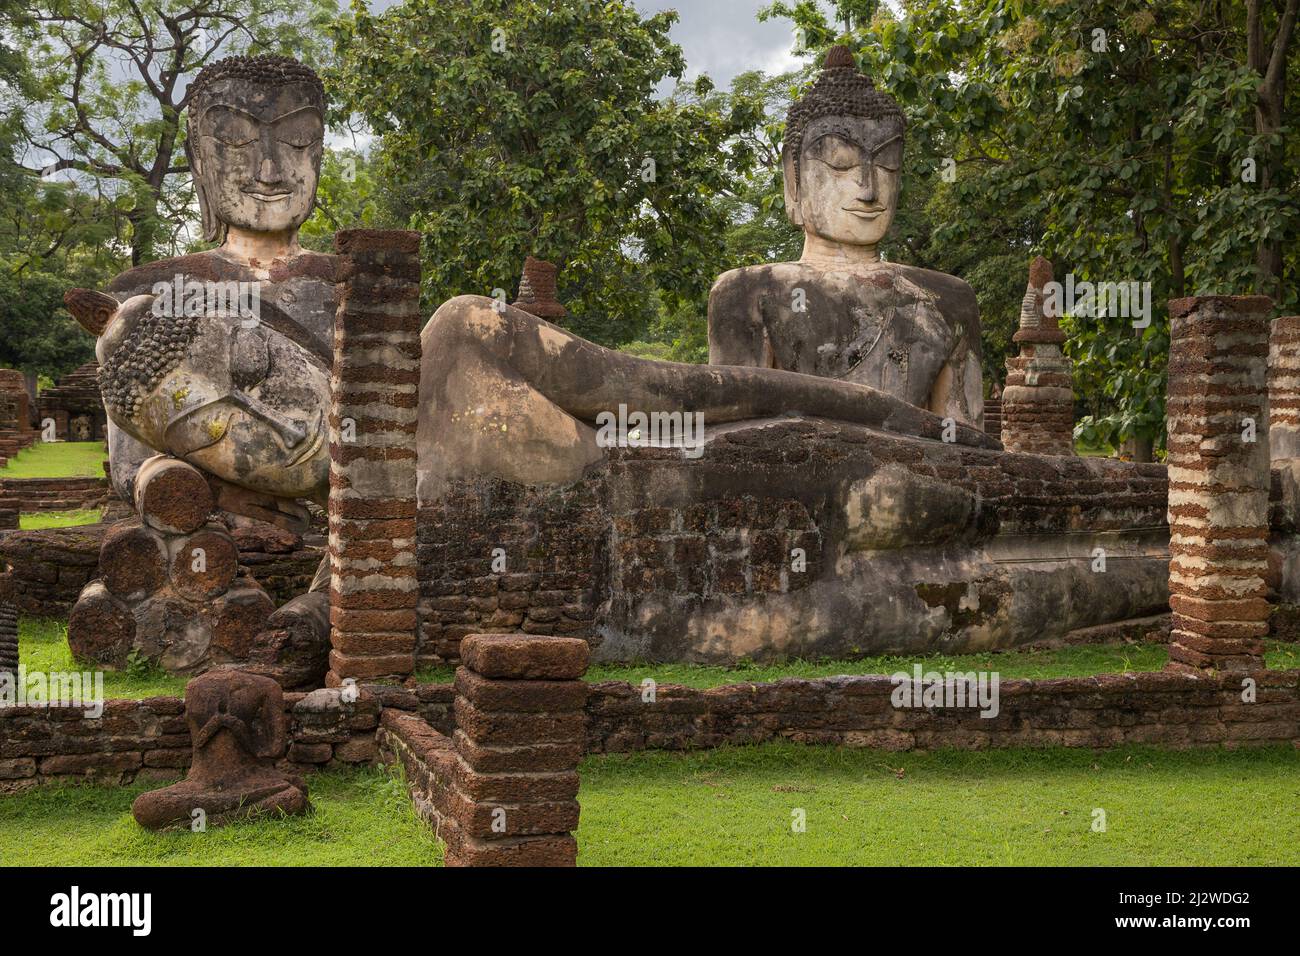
[99,54,336,528]
[708,45,983,427]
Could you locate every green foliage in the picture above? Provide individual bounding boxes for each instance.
[0,270,95,377]
[299,147,398,252]
[840,0,1297,445]
[330,0,763,345]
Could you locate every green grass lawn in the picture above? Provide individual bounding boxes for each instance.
[576,743,1300,866]
[19,508,103,529]
[0,440,106,479]
[22,613,1300,701]
[418,639,1300,688]
[1,745,1295,866]
[20,617,189,698]
[0,765,442,866]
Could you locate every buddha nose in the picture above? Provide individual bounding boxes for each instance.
[258,156,282,183]
[857,163,877,202]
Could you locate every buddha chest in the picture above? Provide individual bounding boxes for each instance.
[755,264,959,410]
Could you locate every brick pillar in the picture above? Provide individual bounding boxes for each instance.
[444,634,589,866]
[327,230,423,687]
[0,599,17,678]
[1268,315,1300,461]
[1166,295,1273,674]
[1001,256,1075,455]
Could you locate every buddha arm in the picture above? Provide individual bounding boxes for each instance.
[706,270,773,367]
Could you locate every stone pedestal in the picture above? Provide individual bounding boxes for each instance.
[1166,295,1273,674]
[67,455,274,672]
[443,634,588,866]
[326,230,423,686]
[1001,257,1075,456]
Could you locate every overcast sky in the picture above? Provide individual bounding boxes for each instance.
[362,1,902,90]
[632,0,805,87]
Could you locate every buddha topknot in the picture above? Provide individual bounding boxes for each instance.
[188,54,326,111]
[784,45,906,186]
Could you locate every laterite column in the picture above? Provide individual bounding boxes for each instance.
[444,634,589,866]
[1268,315,1300,460]
[1166,295,1273,674]
[327,229,423,686]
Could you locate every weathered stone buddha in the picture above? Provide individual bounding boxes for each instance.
[103,55,335,526]
[64,55,337,681]
[132,669,309,830]
[413,47,1172,666]
[96,293,330,502]
[708,46,982,427]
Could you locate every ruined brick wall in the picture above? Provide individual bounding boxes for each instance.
[0,477,109,513]
[582,669,1300,753]
[417,418,1171,663]
[1166,295,1273,673]
[36,361,107,441]
[379,634,589,866]
[0,688,383,791]
[416,477,605,665]
[5,665,1298,793]
[1269,315,1300,460]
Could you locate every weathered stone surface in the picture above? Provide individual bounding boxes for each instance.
[459,634,590,680]
[99,520,168,601]
[131,670,309,830]
[135,456,214,534]
[66,581,135,667]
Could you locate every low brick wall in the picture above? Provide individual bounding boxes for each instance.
[377,634,589,866]
[4,667,1298,794]
[0,686,388,791]
[0,476,109,513]
[583,669,1300,752]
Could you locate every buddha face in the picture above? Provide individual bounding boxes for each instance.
[99,295,330,501]
[786,116,902,248]
[191,79,324,237]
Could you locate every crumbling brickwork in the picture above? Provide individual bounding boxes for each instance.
[1166,295,1274,673]
[1269,314,1300,460]
[327,230,423,685]
[379,633,589,867]
[1001,257,1075,456]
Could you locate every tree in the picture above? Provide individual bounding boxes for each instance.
[23,0,338,265]
[330,0,763,346]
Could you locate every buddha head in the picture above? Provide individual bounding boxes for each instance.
[783,46,906,250]
[186,55,326,243]
[97,294,330,501]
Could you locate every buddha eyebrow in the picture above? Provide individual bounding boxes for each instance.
[199,104,323,126]
[870,134,902,154]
